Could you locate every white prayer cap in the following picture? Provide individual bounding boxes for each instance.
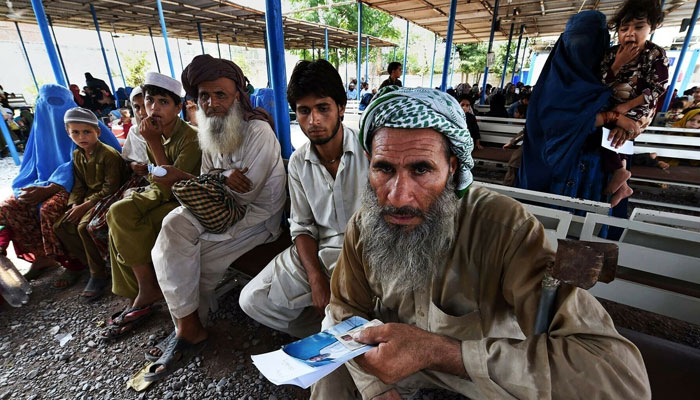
[64,107,99,127]
[144,72,183,97]
[129,86,143,102]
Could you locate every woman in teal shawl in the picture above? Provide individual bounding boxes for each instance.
[0,84,120,278]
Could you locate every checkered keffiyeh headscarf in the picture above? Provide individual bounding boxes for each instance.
[359,86,474,198]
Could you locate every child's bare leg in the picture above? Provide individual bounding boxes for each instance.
[610,182,634,207]
[605,161,632,194]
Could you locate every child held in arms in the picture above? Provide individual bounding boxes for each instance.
[53,107,126,297]
[599,0,669,206]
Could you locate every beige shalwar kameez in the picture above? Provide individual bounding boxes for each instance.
[152,119,286,325]
[326,187,651,400]
[239,126,368,339]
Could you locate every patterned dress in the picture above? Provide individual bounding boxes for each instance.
[600,41,670,130]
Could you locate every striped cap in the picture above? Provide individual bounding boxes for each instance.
[64,107,99,127]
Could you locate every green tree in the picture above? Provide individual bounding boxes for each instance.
[456,43,488,80]
[122,52,151,87]
[288,0,400,66]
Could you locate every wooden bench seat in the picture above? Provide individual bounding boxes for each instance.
[472,146,514,163]
[631,165,700,186]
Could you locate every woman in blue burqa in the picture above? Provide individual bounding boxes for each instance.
[517,10,638,213]
[0,84,120,282]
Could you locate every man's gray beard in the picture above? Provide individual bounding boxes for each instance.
[358,179,459,293]
[196,102,245,155]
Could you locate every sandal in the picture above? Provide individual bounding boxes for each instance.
[145,330,176,362]
[144,337,207,382]
[80,277,111,302]
[100,304,157,342]
[52,269,84,290]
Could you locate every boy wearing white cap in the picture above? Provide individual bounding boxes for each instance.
[102,72,201,340]
[53,107,127,295]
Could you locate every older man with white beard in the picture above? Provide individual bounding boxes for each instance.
[326,87,651,399]
[144,55,286,381]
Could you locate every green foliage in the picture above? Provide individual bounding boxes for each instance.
[456,43,487,75]
[121,52,151,87]
[288,0,400,65]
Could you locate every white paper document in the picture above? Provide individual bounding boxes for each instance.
[601,127,634,155]
[251,316,383,388]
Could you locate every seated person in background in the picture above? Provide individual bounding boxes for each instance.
[326,87,650,399]
[379,62,402,89]
[656,98,687,126]
[514,103,528,119]
[457,95,482,150]
[102,72,202,341]
[347,83,358,100]
[119,108,132,135]
[0,84,121,282]
[599,0,669,207]
[685,86,700,111]
[485,92,508,118]
[145,55,286,380]
[53,107,128,295]
[507,92,530,117]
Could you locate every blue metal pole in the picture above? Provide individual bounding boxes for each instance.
[47,15,69,85]
[440,0,458,91]
[312,40,316,61]
[393,47,396,61]
[500,22,514,89]
[365,37,369,84]
[429,34,437,88]
[148,27,161,73]
[264,32,272,86]
[481,0,500,104]
[264,0,292,159]
[90,5,117,100]
[1,119,20,165]
[176,38,184,72]
[229,43,232,61]
[110,33,127,89]
[345,48,348,87]
[29,0,66,87]
[519,37,529,83]
[680,49,700,94]
[662,0,700,112]
[357,2,362,100]
[511,25,524,84]
[155,0,176,79]
[525,50,536,85]
[197,22,205,55]
[325,28,329,61]
[402,20,409,87]
[14,22,38,92]
[216,34,221,58]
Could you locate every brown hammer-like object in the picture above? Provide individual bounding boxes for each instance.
[533,239,618,335]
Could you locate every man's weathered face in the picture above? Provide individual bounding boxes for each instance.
[197,77,239,118]
[368,128,457,230]
[295,95,345,146]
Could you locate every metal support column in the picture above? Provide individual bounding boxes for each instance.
[110,33,127,89]
[357,2,362,99]
[29,0,66,87]
[1,119,20,165]
[14,22,38,92]
[662,0,700,112]
[511,25,524,84]
[500,22,514,89]
[197,22,205,55]
[177,38,184,71]
[264,0,292,159]
[312,40,315,61]
[429,33,437,88]
[216,34,221,58]
[264,32,272,86]
[148,27,161,73]
[518,37,528,83]
[155,0,176,78]
[402,19,409,86]
[228,44,232,61]
[325,28,329,61]
[365,36,369,84]
[449,44,456,87]
[440,0,458,91]
[481,0,500,104]
[47,15,69,85]
[393,46,396,61]
[90,4,117,100]
[345,48,348,86]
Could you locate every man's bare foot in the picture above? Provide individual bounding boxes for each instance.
[605,167,632,195]
[657,160,670,169]
[132,288,163,309]
[610,183,633,207]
